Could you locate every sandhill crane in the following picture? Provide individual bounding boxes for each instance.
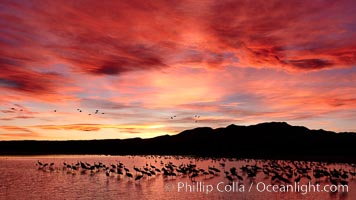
[294,175,301,183]
[126,172,133,179]
[135,175,143,182]
[190,173,198,181]
[226,175,233,183]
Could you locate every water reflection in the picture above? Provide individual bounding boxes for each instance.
[0,155,355,200]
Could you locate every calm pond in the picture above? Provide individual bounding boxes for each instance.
[0,155,355,200]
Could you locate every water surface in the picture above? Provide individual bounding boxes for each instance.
[0,155,355,200]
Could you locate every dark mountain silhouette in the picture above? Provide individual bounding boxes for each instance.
[0,122,355,162]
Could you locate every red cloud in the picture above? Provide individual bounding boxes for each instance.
[0,67,62,93]
[1,0,175,76]
[1,0,355,81]
[208,0,356,70]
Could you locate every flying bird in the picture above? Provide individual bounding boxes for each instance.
[194,115,200,123]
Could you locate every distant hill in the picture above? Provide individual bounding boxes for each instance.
[0,122,355,162]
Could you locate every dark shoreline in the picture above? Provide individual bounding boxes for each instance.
[1,122,355,163]
[1,153,355,164]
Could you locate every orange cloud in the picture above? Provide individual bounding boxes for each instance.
[0,125,41,140]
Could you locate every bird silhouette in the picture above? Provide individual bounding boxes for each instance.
[190,173,198,181]
[226,175,234,182]
[294,175,301,183]
[340,179,348,185]
[135,175,143,181]
[194,115,200,123]
[126,172,133,179]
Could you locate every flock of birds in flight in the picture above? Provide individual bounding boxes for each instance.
[7,107,202,122]
[35,156,355,191]
[9,107,106,116]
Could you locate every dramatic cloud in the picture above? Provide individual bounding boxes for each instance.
[208,0,356,70]
[1,0,354,77]
[0,67,62,93]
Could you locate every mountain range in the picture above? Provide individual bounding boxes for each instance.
[1,122,355,162]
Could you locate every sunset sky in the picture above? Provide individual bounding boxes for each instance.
[0,0,355,140]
